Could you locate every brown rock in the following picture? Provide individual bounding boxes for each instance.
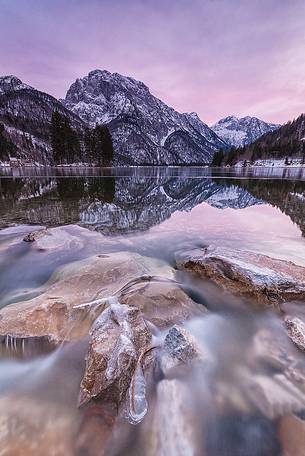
[176,246,305,305]
[279,414,305,456]
[0,396,77,456]
[75,402,117,456]
[121,281,206,329]
[0,251,180,343]
[79,300,152,408]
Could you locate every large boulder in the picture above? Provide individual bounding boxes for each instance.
[176,246,305,306]
[0,245,203,345]
[79,300,152,411]
[121,281,206,328]
[0,251,153,343]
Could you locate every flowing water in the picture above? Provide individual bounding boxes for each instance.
[0,166,305,455]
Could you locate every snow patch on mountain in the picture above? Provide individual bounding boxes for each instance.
[211,115,280,148]
[63,69,228,165]
[0,76,33,94]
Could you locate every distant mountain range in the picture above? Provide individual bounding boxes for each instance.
[227,114,305,164]
[211,115,280,148]
[0,71,281,165]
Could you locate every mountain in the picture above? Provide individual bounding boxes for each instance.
[211,115,280,148]
[230,114,305,163]
[0,75,85,163]
[63,69,227,165]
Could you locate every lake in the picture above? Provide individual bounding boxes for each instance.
[0,167,305,455]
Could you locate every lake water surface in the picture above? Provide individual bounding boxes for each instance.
[0,167,305,455]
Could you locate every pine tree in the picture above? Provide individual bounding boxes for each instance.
[50,111,81,164]
[211,150,224,167]
[0,123,17,161]
[85,124,114,166]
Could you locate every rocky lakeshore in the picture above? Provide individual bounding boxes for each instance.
[0,224,305,455]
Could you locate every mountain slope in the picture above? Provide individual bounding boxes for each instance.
[230,114,305,164]
[0,76,86,163]
[211,115,280,148]
[63,69,227,165]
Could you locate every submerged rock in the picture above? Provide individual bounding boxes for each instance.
[0,246,196,343]
[121,281,206,328]
[23,228,48,243]
[176,246,305,305]
[0,396,77,456]
[279,414,305,456]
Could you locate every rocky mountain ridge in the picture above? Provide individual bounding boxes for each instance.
[63,69,228,165]
[0,71,283,165]
[0,75,86,163]
[211,115,280,148]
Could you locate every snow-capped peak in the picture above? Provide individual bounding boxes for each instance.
[217,115,239,124]
[0,75,33,94]
[211,115,280,148]
[185,112,201,120]
[62,69,227,164]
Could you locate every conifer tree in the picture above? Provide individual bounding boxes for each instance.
[51,111,81,164]
[0,123,16,161]
[211,150,224,167]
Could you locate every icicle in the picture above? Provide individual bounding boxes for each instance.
[128,363,148,424]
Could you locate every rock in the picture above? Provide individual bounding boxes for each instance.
[0,396,77,456]
[121,281,207,329]
[31,225,88,251]
[0,248,201,344]
[176,246,305,305]
[241,372,305,419]
[285,317,305,352]
[163,325,198,363]
[23,229,48,242]
[75,402,117,456]
[279,414,305,456]
[79,300,152,410]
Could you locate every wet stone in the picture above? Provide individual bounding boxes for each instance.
[285,317,305,353]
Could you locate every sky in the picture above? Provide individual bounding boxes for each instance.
[0,0,304,125]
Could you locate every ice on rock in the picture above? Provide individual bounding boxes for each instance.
[128,364,148,424]
[106,334,136,381]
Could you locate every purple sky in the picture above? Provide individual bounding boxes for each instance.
[0,0,304,124]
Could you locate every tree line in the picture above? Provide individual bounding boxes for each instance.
[50,111,114,166]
